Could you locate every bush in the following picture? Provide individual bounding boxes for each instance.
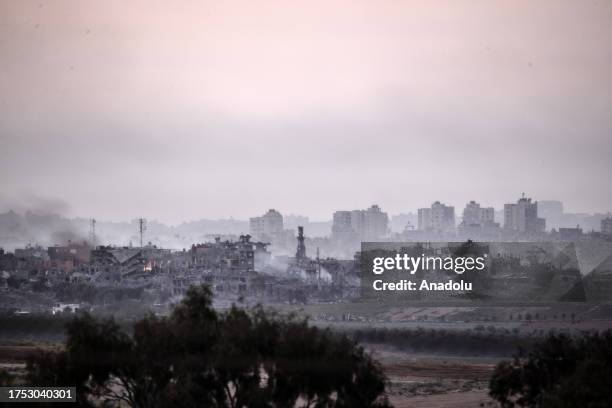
[489,331,612,407]
[0,368,12,386]
[351,327,535,357]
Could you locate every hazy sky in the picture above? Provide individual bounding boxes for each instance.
[1,0,611,223]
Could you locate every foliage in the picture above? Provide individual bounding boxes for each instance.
[24,285,390,407]
[489,331,612,408]
[352,327,537,356]
[0,368,12,386]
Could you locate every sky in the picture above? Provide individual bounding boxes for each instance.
[1,0,611,224]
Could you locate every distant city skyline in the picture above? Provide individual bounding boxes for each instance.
[1,1,611,223]
[0,197,609,226]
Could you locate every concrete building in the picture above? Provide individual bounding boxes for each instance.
[249,209,284,240]
[418,201,455,233]
[47,242,91,273]
[457,201,500,240]
[461,201,495,227]
[504,195,546,233]
[91,246,145,279]
[332,211,354,239]
[191,235,269,274]
[359,205,389,240]
[417,208,430,231]
[332,205,388,241]
[602,217,612,236]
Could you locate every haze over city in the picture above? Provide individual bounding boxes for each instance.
[3,3,612,407]
[1,0,612,224]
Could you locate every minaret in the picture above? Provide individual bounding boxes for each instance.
[296,226,306,261]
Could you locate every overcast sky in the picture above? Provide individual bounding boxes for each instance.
[1,0,611,223]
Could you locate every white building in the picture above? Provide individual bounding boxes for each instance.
[418,201,455,233]
[332,205,388,240]
[249,209,284,240]
[504,195,545,233]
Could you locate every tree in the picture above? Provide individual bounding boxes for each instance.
[25,285,390,407]
[489,331,612,407]
[0,368,12,386]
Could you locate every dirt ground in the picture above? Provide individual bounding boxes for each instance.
[390,391,495,408]
[371,347,499,407]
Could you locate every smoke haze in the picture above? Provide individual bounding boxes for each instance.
[1,1,611,223]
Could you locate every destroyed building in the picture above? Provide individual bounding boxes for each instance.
[164,235,272,297]
[47,242,91,273]
[274,226,357,302]
[90,246,145,281]
[190,234,270,274]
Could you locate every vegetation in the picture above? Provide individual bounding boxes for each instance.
[23,285,390,407]
[351,327,538,356]
[0,368,12,386]
[489,331,612,407]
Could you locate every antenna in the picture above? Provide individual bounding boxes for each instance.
[89,218,96,247]
[138,218,147,248]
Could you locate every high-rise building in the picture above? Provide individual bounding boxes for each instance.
[602,217,612,236]
[362,205,389,240]
[332,205,388,240]
[417,208,431,231]
[332,211,354,238]
[457,201,500,239]
[504,195,545,233]
[249,209,283,240]
[461,201,495,227]
[418,201,455,233]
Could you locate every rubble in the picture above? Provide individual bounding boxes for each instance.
[0,229,358,314]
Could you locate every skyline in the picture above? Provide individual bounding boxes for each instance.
[1,1,612,223]
[0,196,609,226]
